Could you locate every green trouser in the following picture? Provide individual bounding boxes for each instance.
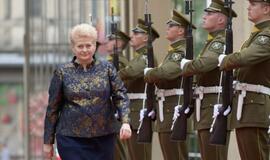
[126,131,152,160]
[158,132,188,160]
[235,127,269,160]
[114,136,129,160]
[198,129,229,160]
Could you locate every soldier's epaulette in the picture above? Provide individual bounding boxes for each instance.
[174,45,185,52]
[170,43,184,52]
[213,33,225,42]
[175,49,185,54]
[258,28,270,36]
[135,46,147,56]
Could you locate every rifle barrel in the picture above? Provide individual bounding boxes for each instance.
[137,0,155,143]
[210,0,234,146]
[171,0,194,141]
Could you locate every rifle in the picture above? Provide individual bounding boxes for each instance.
[171,0,194,141]
[209,0,234,145]
[137,0,155,143]
[111,7,119,71]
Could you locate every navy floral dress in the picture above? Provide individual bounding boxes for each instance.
[44,57,130,144]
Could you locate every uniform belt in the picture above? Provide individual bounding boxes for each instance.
[127,93,146,100]
[194,86,222,122]
[156,89,183,122]
[234,81,270,121]
[156,88,183,98]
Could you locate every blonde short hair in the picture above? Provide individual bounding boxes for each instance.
[70,23,97,45]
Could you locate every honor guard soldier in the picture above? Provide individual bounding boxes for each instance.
[179,0,237,159]
[106,29,130,70]
[144,10,196,160]
[105,29,131,160]
[219,0,270,159]
[119,18,160,160]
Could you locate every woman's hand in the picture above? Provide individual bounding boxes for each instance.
[43,144,54,160]
[119,123,132,140]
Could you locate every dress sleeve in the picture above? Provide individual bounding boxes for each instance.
[109,64,130,123]
[44,66,63,144]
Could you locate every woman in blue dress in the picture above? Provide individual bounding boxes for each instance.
[43,23,131,160]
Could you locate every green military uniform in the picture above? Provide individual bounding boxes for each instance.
[180,1,237,159]
[184,30,228,160]
[119,19,159,160]
[119,46,152,160]
[144,10,196,160]
[145,40,188,160]
[220,15,270,160]
[106,30,131,160]
[107,54,129,70]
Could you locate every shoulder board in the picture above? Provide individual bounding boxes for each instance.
[174,44,185,50]
[214,34,225,41]
[174,46,185,52]
[258,28,270,35]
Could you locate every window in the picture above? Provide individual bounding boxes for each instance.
[31,0,42,17]
[4,0,11,20]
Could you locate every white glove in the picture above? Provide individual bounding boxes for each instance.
[139,108,155,121]
[180,58,191,69]
[114,111,120,119]
[184,107,190,114]
[213,104,222,118]
[172,105,191,121]
[114,112,120,119]
[213,104,231,118]
[139,108,147,122]
[223,105,231,116]
[172,105,181,121]
[144,67,153,75]
[148,110,155,119]
[218,54,226,67]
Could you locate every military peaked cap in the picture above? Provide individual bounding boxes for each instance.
[107,29,130,44]
[167,10,196,29]
[205,0,237,17]
[132,18,160,39]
